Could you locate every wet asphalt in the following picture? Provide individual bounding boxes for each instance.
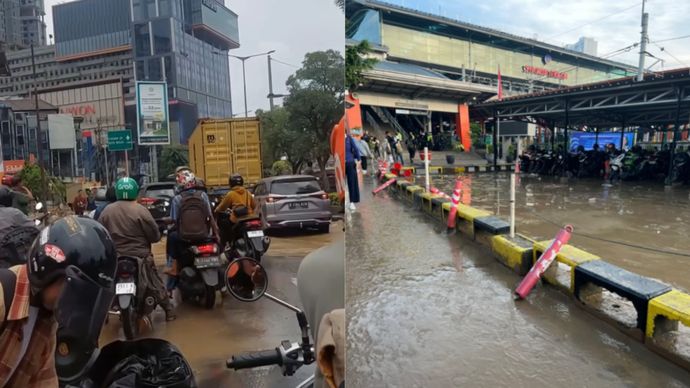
[346,176,690,387]
[99,224,342,387]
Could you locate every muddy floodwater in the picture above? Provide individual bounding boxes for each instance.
[347,180,690,387]
[426,172,690,292]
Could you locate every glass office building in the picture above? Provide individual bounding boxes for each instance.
[131,0,237,120]
[50,0,238,144]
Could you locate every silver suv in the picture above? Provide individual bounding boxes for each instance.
[254,175,331,233]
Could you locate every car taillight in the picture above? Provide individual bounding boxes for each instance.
[192,244,218,255]
[315,193,328,200]
[267,195,285,203]
[139,197,156,206]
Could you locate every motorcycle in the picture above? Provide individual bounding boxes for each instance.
[177,240,223,309]
[671,150,690,183]
[157,217,223,309]
[218,210,270,262]
[224,258,316,386]
[111,256,157,339]
[609,152,626,183]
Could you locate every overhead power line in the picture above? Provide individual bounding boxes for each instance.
[545,1,643,42]
[651,34,690,44]
[651,42,688,68]
[271,58,299,69]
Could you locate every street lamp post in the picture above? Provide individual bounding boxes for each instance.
[215,50,275,117]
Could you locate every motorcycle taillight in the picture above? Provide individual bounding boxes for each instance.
[193,244,218,255]
[247,220,262,228]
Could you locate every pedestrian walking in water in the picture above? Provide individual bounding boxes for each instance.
[395,138,405,165]
[345,132,361,211]
[356,136,374,176]
[406,136,416,164]
[373,138,381,158]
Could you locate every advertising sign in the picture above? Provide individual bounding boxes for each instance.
[48,114,76,150]
[569,131,635,151]
[136,81,170,145]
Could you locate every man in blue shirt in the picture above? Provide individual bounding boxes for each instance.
[345,133,361,211]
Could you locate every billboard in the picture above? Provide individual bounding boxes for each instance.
[569,131,635,151]
[48,114,76,150]
[136,81,170,145]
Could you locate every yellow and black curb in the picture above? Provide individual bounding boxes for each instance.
[379,174,690,372]
[403,164,513,175]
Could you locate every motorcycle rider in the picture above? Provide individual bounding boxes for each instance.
[214,174,256,250]
[0,216,117,387]
[165,170,220,290]
[0,186,36,242]
[98,177,176,321]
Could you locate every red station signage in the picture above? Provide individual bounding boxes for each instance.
[522,65,568,80]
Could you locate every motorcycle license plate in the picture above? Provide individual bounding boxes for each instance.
[288,201,308,210]
[116,282,136,295]
[247,230,264,238]
[195,256,220,268]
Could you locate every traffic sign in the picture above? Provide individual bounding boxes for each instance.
[108,130,133,151]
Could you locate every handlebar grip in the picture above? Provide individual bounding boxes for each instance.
[226,348,282,370]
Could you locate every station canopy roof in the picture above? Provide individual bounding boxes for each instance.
[473,68,690,128]
[363,60,497,101]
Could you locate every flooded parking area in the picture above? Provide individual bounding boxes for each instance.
[347,180,690,387]
[426,172,690,292]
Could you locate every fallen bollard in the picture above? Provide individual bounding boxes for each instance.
[515,225,574,300]
[373,178,397,195]
[446,180,463,230]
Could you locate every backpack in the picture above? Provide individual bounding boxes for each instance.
[177,191,211,242]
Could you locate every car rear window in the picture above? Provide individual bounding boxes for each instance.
[144,185,175,198]
[270,179,321,195]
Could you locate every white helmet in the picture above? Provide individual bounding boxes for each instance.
[176,170,196,189]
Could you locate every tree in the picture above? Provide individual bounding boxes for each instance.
[159,146,188,179]
[284,50,344,189]
[17,163,66,204]
[346,40,378,92]
[335,0,344,11]
[258,107,312,174]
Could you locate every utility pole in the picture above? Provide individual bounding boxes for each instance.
[30,43,48,198]
[268,54,275,110]
[636,0,648,82]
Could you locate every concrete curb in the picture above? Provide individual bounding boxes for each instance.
[403,165,514,175]
[380,174,690,372]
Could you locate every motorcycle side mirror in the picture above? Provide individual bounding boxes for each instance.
[225,258,268,302]
[35,202,44,211]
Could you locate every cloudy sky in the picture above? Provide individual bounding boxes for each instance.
[43,0,344,115]
[385,0,690,69]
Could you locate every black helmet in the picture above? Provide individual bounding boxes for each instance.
[229,174,244,187]
[28,216,116,291]
[27,216,118,383]
[0,186,13,207]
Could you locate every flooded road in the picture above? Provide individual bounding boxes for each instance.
[100,225,341,387]
[347,181,690,387]
[426,172,690,292]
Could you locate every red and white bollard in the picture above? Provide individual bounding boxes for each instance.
[373,178,397,195]
[446,180,463,230]
[514,225,574,300]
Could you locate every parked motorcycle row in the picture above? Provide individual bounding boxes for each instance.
[519,145,690,183]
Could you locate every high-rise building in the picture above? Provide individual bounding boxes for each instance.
[565,37,598,56]
[0,0,47,50]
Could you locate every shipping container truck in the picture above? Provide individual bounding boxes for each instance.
[188,118,263,193]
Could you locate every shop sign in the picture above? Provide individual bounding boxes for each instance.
[522,65,568,80]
